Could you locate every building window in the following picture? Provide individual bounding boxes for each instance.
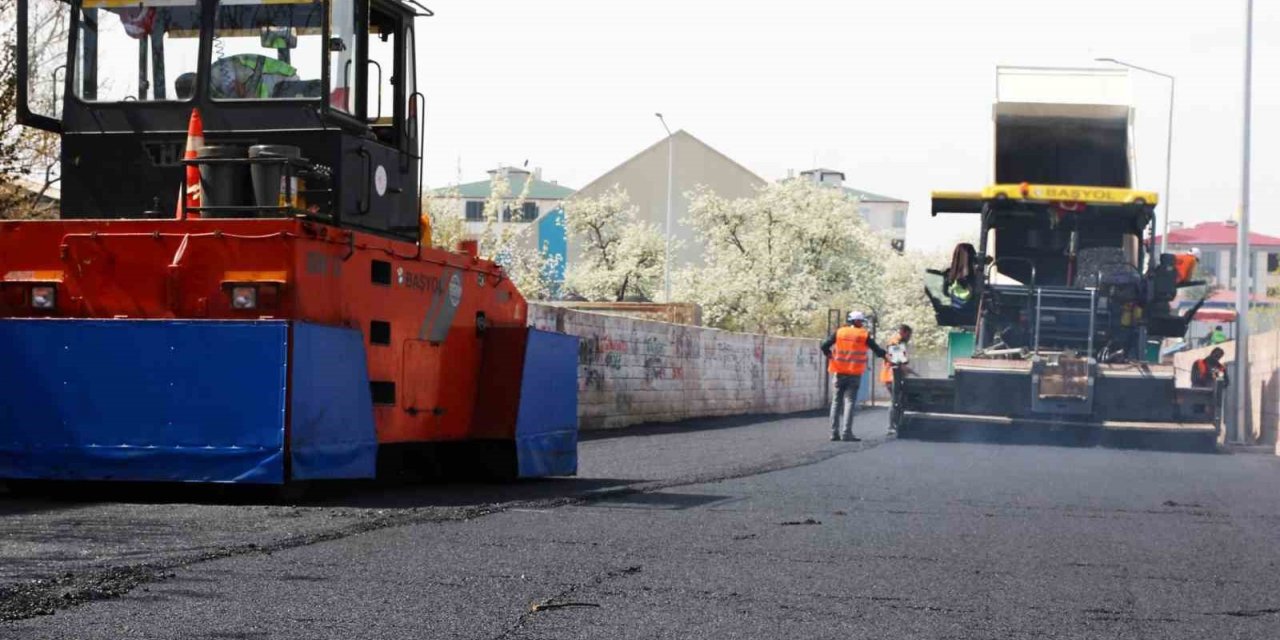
[1200,252,1218,279]
[1269,253,1279,274]
[520,202,539,222]
[465,201,485,222]
[501,202,539,222]
[893,209,907,228]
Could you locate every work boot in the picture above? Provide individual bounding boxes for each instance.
[830,432,840,442]
[842,432,861,442]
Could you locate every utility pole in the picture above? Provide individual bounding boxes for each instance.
[1234,0,1254,443]
[656,113,674,302]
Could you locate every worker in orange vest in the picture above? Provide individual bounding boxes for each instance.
[1191,347,1230,389]
[1174,247,1201,285]
[821,311,889,442]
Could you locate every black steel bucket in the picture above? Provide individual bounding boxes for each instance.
[196,145,251,216]
[249,144,303,212]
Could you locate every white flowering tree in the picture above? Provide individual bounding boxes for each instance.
[866,248,949,352]
[423,172,562,300]
[562,186,665,302]
[679,179,948,348]
[479,172,563,300]
[678,180,884,335]
[422,185,467,250]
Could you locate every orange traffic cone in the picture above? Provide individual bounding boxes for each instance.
[175,108,204,219]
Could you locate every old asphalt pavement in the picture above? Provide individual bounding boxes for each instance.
[4,409,1280,639]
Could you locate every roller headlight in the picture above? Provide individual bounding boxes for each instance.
[230,285,258,310]
[30,285,56,309]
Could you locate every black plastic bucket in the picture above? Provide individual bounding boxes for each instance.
[249,144,303,212]
[196,145,250,215]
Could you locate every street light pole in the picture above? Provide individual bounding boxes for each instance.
[1095,57,1175,254]
[656,113,674,302]
[1234,0,1254,444]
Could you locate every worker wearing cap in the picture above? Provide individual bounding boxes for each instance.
[1174,247,1201,285]
[821,311,889,442]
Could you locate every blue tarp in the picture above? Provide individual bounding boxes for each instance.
[289,323,377,480]
[0,320,289,483]
[515,329,578,477]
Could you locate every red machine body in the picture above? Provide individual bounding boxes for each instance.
[0,217,527,447]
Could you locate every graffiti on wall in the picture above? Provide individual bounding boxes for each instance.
[529,304,824,430]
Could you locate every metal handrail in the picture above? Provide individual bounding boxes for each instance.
[980,257,1037,352]
[1034,288,1042,353]
[1032,285,1100,357]
[1087,288,1097,360]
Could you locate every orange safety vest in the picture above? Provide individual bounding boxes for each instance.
[1174,254,1198,284]
[880,334,902,384]
[1192,358,1223,388]
[829,326,869,375]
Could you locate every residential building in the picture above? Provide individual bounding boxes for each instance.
[1154,221,1280,346]
[1156,220,1280,296]
[430,166,575,239]
[499,131,763,298]
[797,168,908,251]
[569,130,767,270]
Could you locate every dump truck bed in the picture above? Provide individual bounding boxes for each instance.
[994,66,1134,188]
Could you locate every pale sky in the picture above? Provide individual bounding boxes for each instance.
[418,0,1279,251]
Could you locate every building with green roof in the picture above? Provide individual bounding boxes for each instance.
[797,168,908,252]
[430,166,575,233]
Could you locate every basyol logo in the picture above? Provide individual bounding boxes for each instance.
[397,266,442,294]
[418,268,465,342]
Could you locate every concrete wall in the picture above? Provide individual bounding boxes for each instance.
[537,302,702,327]
[1173,330,1280,447]
[529,304,824,430]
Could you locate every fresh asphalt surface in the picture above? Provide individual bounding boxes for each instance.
[4,409,1280,639]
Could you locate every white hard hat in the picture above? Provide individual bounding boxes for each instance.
[847,311,865,323]
[1189,247,1202,258]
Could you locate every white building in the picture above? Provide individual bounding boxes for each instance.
[1157,220,1280,295]
[797,168,908,251]
[430,166,575,239]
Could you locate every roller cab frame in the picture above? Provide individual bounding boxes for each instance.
[16,0,430,235]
